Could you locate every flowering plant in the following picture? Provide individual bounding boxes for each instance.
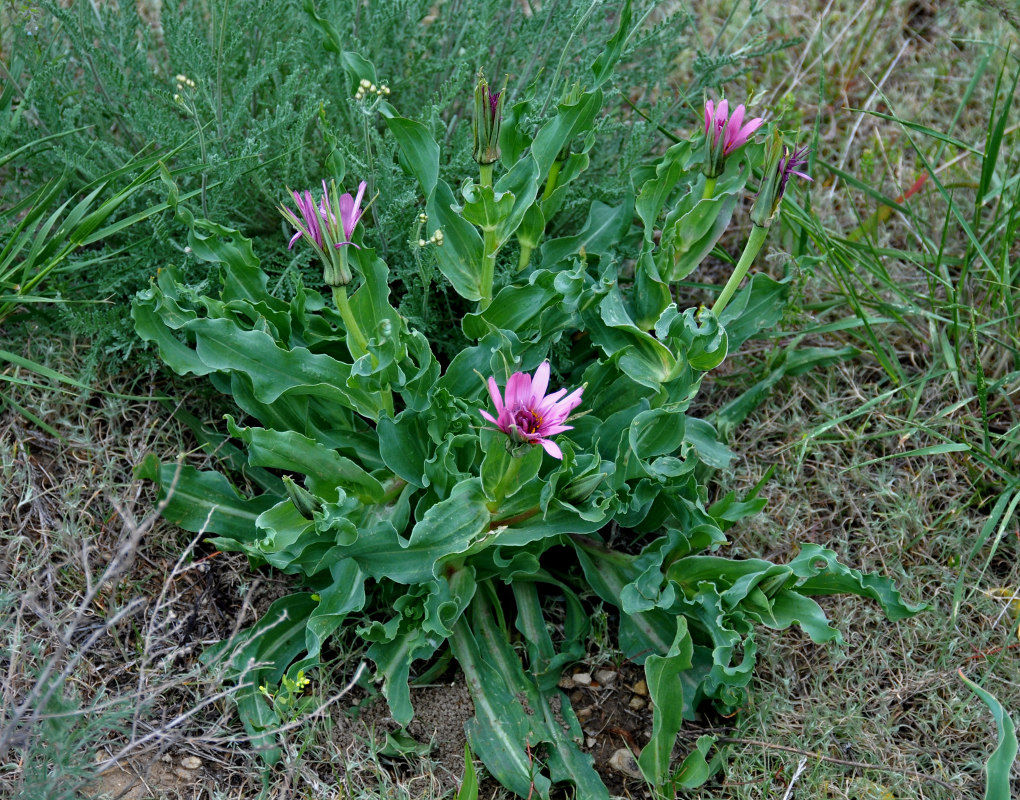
[480,361,584,458]
[703,98,764,179]
[134,7,919,798]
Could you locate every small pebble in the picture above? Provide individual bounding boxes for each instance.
[594,669,616,686]
[608,747,643,779]
[629,679,648,696]
[572,672,592,686]
[628,695,646,710]
[180,756,202,771]
[585,736,597,748]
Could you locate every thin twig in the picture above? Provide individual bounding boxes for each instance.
[712,737,958,792]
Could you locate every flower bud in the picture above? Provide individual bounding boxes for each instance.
[749,133,811,229]
[283,476,319,520]
[562,468,606,504]
[472,71,505,165]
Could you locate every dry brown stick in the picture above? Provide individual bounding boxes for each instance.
[711,736,958,792]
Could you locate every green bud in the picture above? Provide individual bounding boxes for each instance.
[749,132,787,229]
[562,466,607,504]
[283,476,320,520]
[473,72,505,166]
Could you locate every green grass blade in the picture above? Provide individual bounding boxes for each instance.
[959,671,1019,800]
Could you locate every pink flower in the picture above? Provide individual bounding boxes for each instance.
[479,362,583,459]
[281,179,368,251]
[279,179,369,287]
[703,99,764,180]
[704,99,763,155]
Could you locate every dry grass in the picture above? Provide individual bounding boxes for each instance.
[0,334,473,798]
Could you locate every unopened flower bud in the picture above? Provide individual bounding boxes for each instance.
[472,71,505,166]
[283,476,319,520]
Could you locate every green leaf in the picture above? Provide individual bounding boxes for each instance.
[302,0,342,53]
[959,671,1019,800]
[384,114,484,300]
[204,593,319,764]
[531,90,604,178]
[305,559,367,659]
[227,419,384,503]
[718,273,790,351]
[638,618,693,788]
[457,743,479,800]
[481,432,543,504]
[590,0,632,87]
[629,408,687,460]
[137,458,275,542]
[540,198,634,265]
[461,182,515,233]
[789,544,929,621]
[378,411,432,489]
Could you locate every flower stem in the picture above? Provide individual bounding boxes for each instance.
[479,227,498,311]
[485,452,527,513]
[479,162,494,189]
[332,286,393,418]
[711,223,769,316]
[702,175,717,200]
[331,285,369,357]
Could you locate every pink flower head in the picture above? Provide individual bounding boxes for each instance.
[704,99,764,156]
[333,179,368,245]
[777,144,812,196]
[479,361,583,460]
[281,179,368,251]
[284,189,326,250]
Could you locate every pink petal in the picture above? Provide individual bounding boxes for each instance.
[727,105,746,145]
[737,116,764,142]
[717,99,728,125]
[479,409,499,426]
[538,438,563,459]
[487,376,504,416]
[504,370,530,410]
[287,230,302,249]
[338,193,355,231]
[556,386,584,413]
[531,361,550,402]
[342,181,368,239]
[704,100,714,134]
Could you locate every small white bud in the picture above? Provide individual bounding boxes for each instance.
[359,78,371,88]
[418,238,427,247]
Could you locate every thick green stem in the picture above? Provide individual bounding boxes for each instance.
[476,164,498,310]
[331,285,369,356]
[479,162,494,189]
[479,227,498,311]
[702,175,717,200]
[485,453,527,513]
[711,223,770,316]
